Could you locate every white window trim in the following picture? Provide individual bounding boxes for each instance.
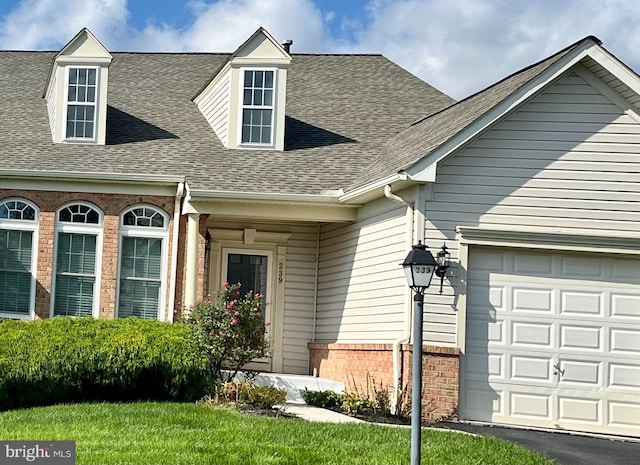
[50,201,103,318]
[0,198,38,320]
[116,205,170,321]
[62,65,99,143]
[237,67,277,147]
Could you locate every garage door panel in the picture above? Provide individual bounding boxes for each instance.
[558,360,601,385]
[464,352,504,380]
[463,246,640,437]
[509,391,552,419]
[609,364,640,390]
[511,355,552,382]
[609,401,640,428]
[512,321,552,346]
[558,396,601,424]
[513,252,552,275]
[560,290,603,316]
[561,255,605,279]
[513,288,553,313]
[560,325,602,351]
[611,294,640,319]
[611,259,640,282]
[467,317,504,346]
[610,329,640,354]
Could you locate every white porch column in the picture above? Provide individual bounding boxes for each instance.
[184,212,200,307]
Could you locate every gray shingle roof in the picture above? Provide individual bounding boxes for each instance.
[349,37,596,191]
[0,51,453,194]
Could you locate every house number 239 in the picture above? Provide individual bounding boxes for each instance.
[278,262,284,283]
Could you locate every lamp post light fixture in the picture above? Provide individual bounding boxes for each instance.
[401,241,450,465]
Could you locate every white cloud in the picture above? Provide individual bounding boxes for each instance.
[127,0,328,53]
[0,0,128,50]
[347,0,640,98]
[0,0,639,99]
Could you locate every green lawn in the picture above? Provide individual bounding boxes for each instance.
[0,402,555,465]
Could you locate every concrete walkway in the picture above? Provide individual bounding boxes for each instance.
[282,402,364,423]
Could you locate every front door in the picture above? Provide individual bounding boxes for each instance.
[222,249,272,370]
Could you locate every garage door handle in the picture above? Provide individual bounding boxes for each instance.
[553,362,564,376]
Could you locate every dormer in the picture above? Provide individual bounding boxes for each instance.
[45,28,112,145]
[194,27,292,151]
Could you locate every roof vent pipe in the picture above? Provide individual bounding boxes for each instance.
[282,40,293,53]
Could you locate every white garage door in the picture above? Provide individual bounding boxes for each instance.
[461,246,640,437]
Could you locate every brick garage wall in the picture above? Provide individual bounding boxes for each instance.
[308,342,459,421]
[0,189,176,319]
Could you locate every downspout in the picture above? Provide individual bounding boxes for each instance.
[168,181,185,322]
[311,223,320,342]
[384,184,415,414]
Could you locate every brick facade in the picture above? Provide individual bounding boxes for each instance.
[308,342,459,421]
[1,189,181,320]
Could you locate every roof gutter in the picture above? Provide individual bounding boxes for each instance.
[0,169,185,184]
[339,173,407,203]
[187,189,345,204]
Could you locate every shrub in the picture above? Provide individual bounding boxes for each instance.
[0,317,209,411]
[341,392,374,415]
[185,282,270,382]
[302,389,343,409]
[211,381,286,409]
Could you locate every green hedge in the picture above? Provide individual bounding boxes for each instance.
[0,317,209,411]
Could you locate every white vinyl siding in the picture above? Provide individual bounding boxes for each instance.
[316,200,408,343]
[424,70,640,345]
[282,225,318,374]
[46,72,57,138]
[196,73,231,147]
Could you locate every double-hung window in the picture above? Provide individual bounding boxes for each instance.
[65,67,97,140]
[241,69,275,145]
[0,199,37,318]
[52,203,102,317]
[117,206,168,320]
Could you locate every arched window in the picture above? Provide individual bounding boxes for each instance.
[117,205,169,320]
[52,202,103,317]
[0,199,38,318]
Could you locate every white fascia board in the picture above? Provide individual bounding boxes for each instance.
[588,46,640,98]
[338,173,406,203]
[407,41,599,183]
[188,189,344,204]
[56,56,112,65]
[184,189,358,222]
[0,170,184,196]
[230,57,291,67]
[0,169,184,184]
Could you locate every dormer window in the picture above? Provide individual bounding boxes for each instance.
[193,27,291,151]
[241,69,275,145]
[65,67,98,140]
[44,28,112,145]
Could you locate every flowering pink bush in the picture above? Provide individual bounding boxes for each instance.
[185,282,269,382]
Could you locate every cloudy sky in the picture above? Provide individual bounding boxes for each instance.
[0,0,638,99]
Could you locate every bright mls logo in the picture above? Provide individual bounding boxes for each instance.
[1,441,75,464]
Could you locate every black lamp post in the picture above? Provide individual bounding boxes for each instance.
[401,241,450,465]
